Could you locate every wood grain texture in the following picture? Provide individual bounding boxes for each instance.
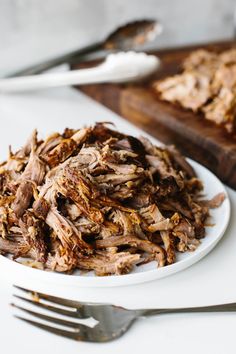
[72,41,236,189]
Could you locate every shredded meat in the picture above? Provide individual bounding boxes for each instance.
[153,48,236,134]
[154,71,212,112]
[12,132,46,217]
[19,211,47,262]
[0,123,225,275]
[77,251,141,276]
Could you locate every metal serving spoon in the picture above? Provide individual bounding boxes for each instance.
[9,19,162,77]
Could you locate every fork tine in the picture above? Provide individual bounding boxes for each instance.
[13,285,107,307]
[12,303,91,330]
[14,315,80,341]
[13,285,80,308]
[13,294,78,318]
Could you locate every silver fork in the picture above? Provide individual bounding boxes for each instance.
[12,285,236,343]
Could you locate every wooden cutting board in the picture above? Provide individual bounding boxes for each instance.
[72,40,236,189]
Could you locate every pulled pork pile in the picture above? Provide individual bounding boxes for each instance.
[0,123,225,276]
[153,48,236,133]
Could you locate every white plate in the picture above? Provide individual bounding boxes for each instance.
[0,90,230,288]
[0,159,230,288]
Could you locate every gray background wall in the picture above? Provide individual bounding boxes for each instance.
[0,0,235,76]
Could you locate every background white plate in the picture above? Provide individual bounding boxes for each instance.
[0,90,230,288]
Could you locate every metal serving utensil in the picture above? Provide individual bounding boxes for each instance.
[9,19,162,77]
[0,52,160,92]
[12,285,236,343]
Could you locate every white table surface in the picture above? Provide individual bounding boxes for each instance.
[0,87,236,354]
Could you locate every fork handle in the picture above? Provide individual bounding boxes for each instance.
[141,303,236,317]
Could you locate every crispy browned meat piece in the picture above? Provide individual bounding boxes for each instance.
[33,177,58,219]
[0,236,25,256]
[153,71,212,111]
[77,251,141,276]
[13,181,35,218]
[182,49,219,76]
[19,211,47,262]
[160,231,176,264]
[46,206,92,252]
[166,145,196,178]
[37,133,63,155]
[33,196,50,220]
[0,130,37,173]
[219,49,236,64]
[199,192,226,209]
[203,87,236,133]
[212,63,236,93]
[43,138,77,168]
[12,135,46,218]
[43,128,91,168]
[140,204,175,263]
[56,167,104,224]
[0,123,225,275]
[96,235,166,267]
[172,217,201,252]
[0,170,18,195]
